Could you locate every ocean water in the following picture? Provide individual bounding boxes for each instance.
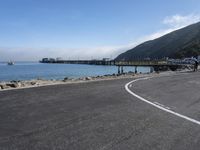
[0,62,150,81]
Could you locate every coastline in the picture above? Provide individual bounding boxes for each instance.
[0,68,193,91]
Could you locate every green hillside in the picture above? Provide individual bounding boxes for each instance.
[115,22,200,61]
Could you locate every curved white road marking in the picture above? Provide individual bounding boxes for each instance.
[125,77,200,126]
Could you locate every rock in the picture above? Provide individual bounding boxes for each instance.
[71,79,76,81]
[63,77,68,82]
[128,71,133,74]
[0,84,10,89]
[0,84,5,89]
[20,82,26,87]
[17,82,22,87]
[30,82,37,85]
[78,77,84,80]
[85,77,92,80]
[80,77,92,81]
[6,83,19,88]
[9,81,22,88]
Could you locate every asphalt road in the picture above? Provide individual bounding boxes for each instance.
[0,72,200,150]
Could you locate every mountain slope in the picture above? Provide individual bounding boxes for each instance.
[115,22,200,61]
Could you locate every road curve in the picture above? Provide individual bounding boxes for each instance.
[125,76,200,126]
[0,73,200,150]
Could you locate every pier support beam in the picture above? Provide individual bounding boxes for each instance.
[121,66,124,74]
[169,65,178,71]
[135,66,138,74]
[150,67,154,73]
[117,66,124,74]
[153,66,159,72]
[118,66,121,74]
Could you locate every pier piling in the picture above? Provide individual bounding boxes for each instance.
[121,66,124,74]
[118,66,120,74]
[135,66,138,74]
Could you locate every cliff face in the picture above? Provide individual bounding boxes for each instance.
[115,22,200,61]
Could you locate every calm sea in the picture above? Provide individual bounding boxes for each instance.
[0,62,150,81]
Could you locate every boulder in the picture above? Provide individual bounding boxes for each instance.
[63,77,68,82]
[71,79,76,82]
[0,84,10,89]
[17,82,22,87]
[10,81,22,88]
[85,77,92,80]
[78,77,84,80]
[30,81,37,85]
[6,83,19,88]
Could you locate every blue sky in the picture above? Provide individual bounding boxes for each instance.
[0,0,200,61]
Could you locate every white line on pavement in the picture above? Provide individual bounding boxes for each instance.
[154,102,165,107]
[154,102,171,110]
[125,77,200,126]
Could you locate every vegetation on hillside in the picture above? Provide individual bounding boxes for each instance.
[115,22,200,61]
[174,40,200,58]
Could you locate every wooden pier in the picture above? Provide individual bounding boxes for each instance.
[40,59,115,65]
[115,60,185,73]
[40,59,191,73]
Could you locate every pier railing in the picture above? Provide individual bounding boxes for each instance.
[40,59,169,66]
[115,60,168,66]
[40,59,192,72]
